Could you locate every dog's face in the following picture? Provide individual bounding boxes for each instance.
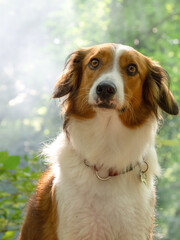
[52,43,178,127]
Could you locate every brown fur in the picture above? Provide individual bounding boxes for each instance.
[118,50,153,127]
[19,169,58,240]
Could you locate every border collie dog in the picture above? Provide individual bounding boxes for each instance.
[19,43,178,240]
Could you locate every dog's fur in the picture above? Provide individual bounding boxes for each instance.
[19,43,178,240]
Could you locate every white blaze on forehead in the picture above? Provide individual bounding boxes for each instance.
[88,44,134,107]
[113,44,134,71]
[114,44,134,65]
[111,44,134,103]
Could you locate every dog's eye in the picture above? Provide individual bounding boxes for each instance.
[88,58,100,70]
[126,64,137,76]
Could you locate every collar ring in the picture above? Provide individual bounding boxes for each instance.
[95,170,112,181]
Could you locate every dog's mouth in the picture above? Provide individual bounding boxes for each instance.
[93,98,117,110]
[95,102,116,109]
[92,98,127,113]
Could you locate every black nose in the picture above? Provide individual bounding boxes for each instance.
[96,82,117,100]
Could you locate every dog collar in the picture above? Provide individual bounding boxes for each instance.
[65,131,149,183]
[84,159,148,182]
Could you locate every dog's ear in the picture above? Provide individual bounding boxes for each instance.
[52,50,86,98]
[144,60,179,115]
[157,80,179,115]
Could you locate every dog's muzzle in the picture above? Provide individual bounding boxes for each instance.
[95,81,117,109]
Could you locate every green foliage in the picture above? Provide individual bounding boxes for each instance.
[0,152,20,170]
[1,231,15,240]
[0,152,43,239]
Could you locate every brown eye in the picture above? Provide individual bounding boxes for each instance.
[127,64,137,76]
[89,58,100,70]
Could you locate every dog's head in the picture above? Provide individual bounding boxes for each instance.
[52,43,178,127]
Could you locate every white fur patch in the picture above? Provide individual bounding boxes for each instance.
[68,110,158,172]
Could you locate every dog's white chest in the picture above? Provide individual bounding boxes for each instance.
[55,171,154,240]
[50,112,159,240]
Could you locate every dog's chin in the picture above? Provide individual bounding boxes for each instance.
[95,102,116,109]
[92,100,117,110]
[91,101,127,113]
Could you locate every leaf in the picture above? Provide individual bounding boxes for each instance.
[23,166,30,172]
[3,156,20,170]
[0,151,8,163]
[2,231,15,240]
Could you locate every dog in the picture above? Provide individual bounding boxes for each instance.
[19,43,179,240]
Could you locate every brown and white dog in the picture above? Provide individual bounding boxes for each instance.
[19,43,179,240]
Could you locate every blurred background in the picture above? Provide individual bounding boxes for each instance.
[0,0,180,239]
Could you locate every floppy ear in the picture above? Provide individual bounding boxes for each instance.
[144,60,179,115]
[157,80,179,115]
[52,70,72,98]
[52,50,85,98]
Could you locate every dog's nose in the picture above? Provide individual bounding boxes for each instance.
[96,82,117,100]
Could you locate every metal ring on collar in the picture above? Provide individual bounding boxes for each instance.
[95,170,112,181]
[141,161,149,174]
